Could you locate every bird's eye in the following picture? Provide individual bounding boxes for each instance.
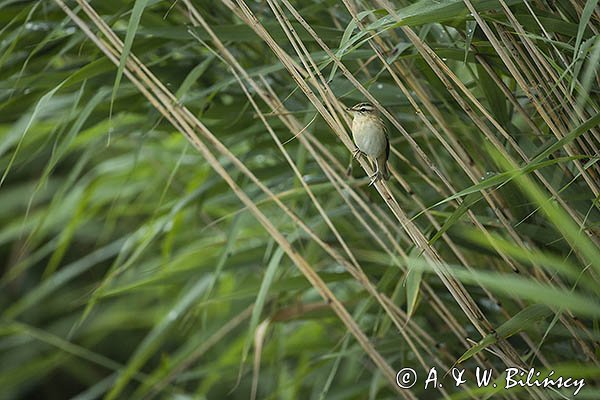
[359,108,366,112]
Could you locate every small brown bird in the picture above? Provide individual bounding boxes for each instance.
[346,102,390,185]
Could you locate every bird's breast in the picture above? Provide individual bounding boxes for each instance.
[352,118,386,157]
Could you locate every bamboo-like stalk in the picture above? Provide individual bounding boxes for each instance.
[180,4,482,394]
[373,0,599,365]
[461,0,600,196]
[36,0,599,398]
[53,0,416,396]
[216,6,555,399]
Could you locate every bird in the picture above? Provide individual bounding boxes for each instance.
[346,102,390,185]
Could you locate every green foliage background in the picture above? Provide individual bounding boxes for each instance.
[1,0,599,399]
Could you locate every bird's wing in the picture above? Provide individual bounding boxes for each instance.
[381,118,389,135]
[385,132,390,162]
[379,117,390,162]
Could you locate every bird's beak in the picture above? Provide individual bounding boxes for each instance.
[345,107,353,112]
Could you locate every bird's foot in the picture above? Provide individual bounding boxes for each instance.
[368,171,383,186]
[352,148,366,160]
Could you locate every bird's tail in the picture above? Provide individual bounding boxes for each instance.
[377,156,390,180]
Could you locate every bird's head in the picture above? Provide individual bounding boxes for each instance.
[346,102,378,116]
